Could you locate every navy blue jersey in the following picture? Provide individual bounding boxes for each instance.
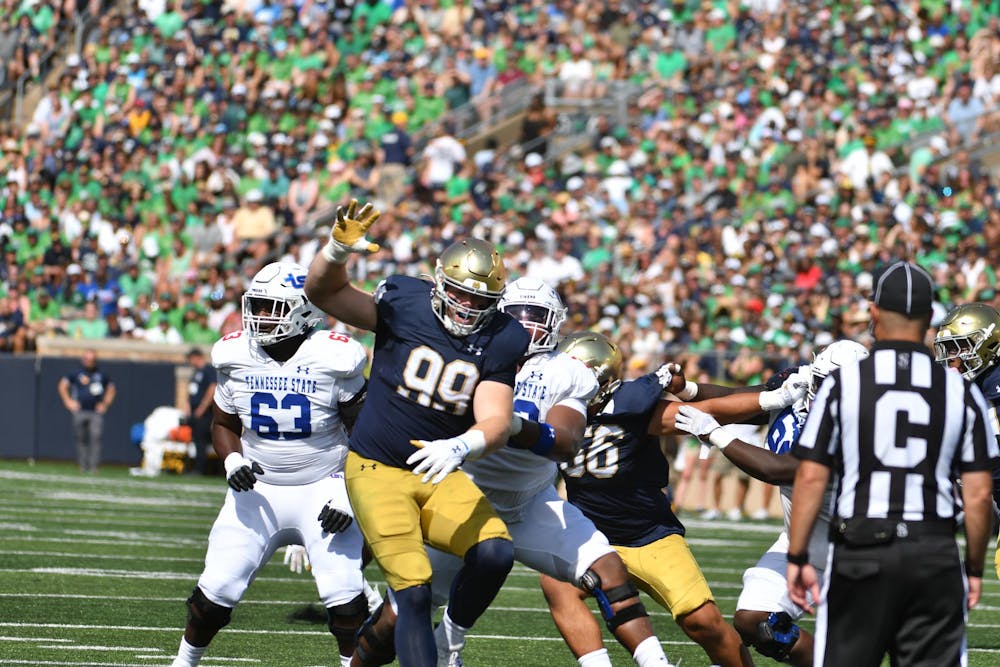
[560,373,684,547]
[64,367,113,411]
[349,275,530,468]
[976,364,1000,487]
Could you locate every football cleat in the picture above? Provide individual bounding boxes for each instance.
[432,239,507,336]
[934,303,1000,380]
[556,331,623,406]
[498,276,567,355]
[807,340,869,405]
[241,262,322,345]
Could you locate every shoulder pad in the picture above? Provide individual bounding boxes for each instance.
[307,330,368,376]
[211,330,247,370]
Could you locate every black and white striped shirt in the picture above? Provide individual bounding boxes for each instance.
[794,341,1000,522]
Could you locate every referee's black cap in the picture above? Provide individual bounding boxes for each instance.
[873,261,934,316]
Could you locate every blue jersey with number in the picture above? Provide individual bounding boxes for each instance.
[560,373,684,547]
[349,275,530,469]
[765,405,800,455]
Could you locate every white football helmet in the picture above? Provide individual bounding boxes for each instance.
[498,277,567,355]
[807,339,870,404]
[241,262,322,345]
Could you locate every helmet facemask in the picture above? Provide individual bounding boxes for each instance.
[432,265,502,337]
[934,323,997,380]
[500,302,567,355]
[242,293,316,346]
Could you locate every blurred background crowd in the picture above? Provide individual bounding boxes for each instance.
[0,0,999,387]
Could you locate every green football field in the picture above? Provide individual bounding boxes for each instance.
[2,460,999,666]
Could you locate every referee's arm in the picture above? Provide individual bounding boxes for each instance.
[960,383,1000,607]
[787,374,839,612]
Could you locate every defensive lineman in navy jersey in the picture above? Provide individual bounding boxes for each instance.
[349,274,527,468]
[933,303,1000,577]
[540,332,807,667]
[305,200,529,667]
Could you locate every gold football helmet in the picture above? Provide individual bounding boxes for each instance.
[934,303,1000,380]
[432,238,507,336]
[556,331,623,406]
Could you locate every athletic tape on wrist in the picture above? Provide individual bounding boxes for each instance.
[708,428,736,450]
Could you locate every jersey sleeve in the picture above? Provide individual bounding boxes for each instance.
[373,275,404,336]
[334,339,369,403]
[599,374,662,423]
[553,355,599,416]
[213,367,236,414]
[793,373,839,466]
[210,336,238,414]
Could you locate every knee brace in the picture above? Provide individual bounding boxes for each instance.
[754,612,801,663]
[326,593,368,643]
[579,569,647,632]
[186,587,232,635]
[355,602,397,666]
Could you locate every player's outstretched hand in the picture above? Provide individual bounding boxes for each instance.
[407,436,471,485]
[318,499,354,534]
[224,453,264,492]
[654,362,686,394]
[759,368,809,411]
[319,199,381,263]
[674,405,722,440]
[283,545,310,574]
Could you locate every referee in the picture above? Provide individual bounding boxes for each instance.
[785,261,999,666]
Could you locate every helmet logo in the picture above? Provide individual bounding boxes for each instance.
[285,273,306,288]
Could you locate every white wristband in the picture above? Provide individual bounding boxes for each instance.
[677,381,699,401]
[322,238,351,264]
[460,429,488,460]
[509,414,523,437]
[224,452,247,476]
[708,428,736,450]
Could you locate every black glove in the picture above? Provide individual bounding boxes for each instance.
[225,453,264,492]
[318,501,353,533]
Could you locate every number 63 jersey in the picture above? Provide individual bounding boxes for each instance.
[212,329,368,486]
[561,372,684,547]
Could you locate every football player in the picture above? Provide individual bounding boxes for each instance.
[674,340,870,666]
[423,277,677,666]
[305,200,530,667]
[171,262,371,667]
[541,332,808,667]
[933,303,1000,577]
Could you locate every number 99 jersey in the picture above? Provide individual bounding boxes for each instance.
[561,372,684,547]
[349,275,530,469]
[212,329,368,485]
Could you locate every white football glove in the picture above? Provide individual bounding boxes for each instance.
[406,432,486,484]
[758,369,809,411]
[283,545,310,574]
[674,405,736,449]
[654,362,679,389]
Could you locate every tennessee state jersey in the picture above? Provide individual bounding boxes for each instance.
[464,351,598,508]
[561,373,684,547]
[349,275,530,469]
[767,404,834,565]
[212,328,367,485]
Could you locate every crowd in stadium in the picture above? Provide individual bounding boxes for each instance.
[0,0,999,386]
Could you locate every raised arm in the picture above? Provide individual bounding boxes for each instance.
[304,200,381,332]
